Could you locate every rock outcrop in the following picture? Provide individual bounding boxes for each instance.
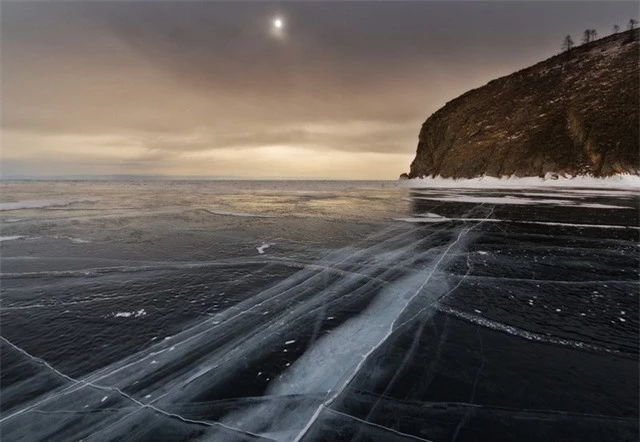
[405,29,639,179]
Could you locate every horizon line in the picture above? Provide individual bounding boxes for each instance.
[0,174,399,182]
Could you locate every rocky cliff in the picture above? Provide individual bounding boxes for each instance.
[405,29,639,179]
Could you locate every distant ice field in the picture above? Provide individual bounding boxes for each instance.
[1,179,638,442]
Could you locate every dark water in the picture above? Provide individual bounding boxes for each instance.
[0,180,638,442]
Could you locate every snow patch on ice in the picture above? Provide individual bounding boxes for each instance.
[402,173,640,189]
[417,212,448,219]
[437,304,617,354]
[0,198,100,211]
[50,235,91,244]
[257,243,275,254]
[205,209,277,218]
[394,217,447,223]
[113,309,146,318]
[412,195,628,208]
[394,216,640,230]
[0,236,24,242]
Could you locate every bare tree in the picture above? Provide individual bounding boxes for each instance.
[582,29,598,44]
[629,19,639,30]
[613,24,620,34]
[562,35,574,52]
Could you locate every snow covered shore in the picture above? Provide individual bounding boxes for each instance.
[401,174,640,189]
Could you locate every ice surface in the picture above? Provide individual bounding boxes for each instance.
[0,180,637,442]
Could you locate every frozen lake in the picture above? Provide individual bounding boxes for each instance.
[0,180,638,441]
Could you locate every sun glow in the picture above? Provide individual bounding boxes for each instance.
[270,16,286,39]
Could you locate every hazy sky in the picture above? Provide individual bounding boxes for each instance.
[2,1,638,179]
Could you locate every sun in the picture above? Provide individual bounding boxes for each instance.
[269,15,286,39]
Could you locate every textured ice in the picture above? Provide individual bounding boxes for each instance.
[0,180,637,442]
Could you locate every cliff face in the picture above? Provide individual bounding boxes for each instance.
[406,29,639,179]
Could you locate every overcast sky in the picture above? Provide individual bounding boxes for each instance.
[2,1,637,179]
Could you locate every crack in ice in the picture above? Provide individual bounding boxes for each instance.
[293,224,482,442]
[323,407,435,442]
[0,337,275,441]
[1,226,423,438]
[451,325,485,442]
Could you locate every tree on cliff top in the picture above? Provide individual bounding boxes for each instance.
[582,29,598,44]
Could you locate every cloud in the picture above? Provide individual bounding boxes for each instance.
[2,1,637,178]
